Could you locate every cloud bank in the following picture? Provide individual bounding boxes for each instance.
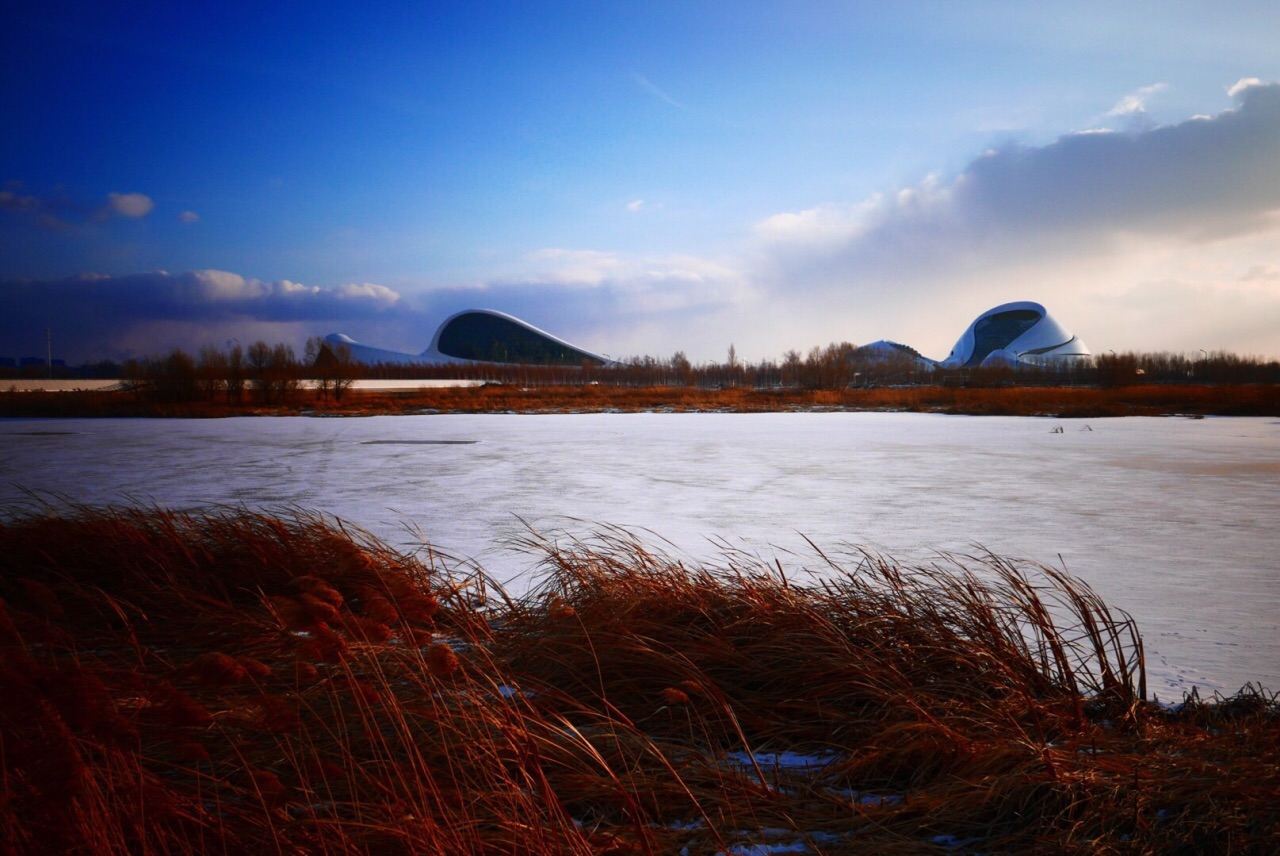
[0,270,406,361]
[757,79,1280,273]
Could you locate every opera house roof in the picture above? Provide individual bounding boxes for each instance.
[937,301,1091,369]
[325,309,610,367]
[325,302,1089,370]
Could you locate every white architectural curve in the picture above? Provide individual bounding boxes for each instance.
[938,301,1090,369]
[325,308,610,367]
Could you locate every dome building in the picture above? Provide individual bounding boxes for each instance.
[938,301,1090,369]
[324,309,610,367]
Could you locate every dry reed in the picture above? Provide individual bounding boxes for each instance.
[3,382,1278,419]
[0,506,1276,854]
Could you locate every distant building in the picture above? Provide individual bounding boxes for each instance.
[0,357,15,368]
[323,301,1089,372]
[325,309,611,367]
[19,357,45,367]
[938,301,1090,369]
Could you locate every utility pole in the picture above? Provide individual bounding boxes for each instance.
[46,328,52,379]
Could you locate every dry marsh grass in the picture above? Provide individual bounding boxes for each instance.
[1,507,1276,854]
[2,382,1278,418]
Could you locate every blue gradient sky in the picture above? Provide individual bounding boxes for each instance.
[3,2,1280,361]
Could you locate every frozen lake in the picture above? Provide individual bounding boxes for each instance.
[2,412,1277,698]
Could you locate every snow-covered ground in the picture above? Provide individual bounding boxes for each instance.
[2,412,1277,696]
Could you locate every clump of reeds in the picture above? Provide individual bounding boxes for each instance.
[0,506,1276,854]
[4,382,1279,418]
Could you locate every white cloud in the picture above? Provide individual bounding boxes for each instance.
[336,282,401,304]
[754,203,870,247]
[1227,77,1263,98]
[478,247,750,327]
[626,199,646,212]
[105,192,154,218]
[519,248,624,287]
[192,269,264,301]
[277,279,319,295]
[1108,82,1167,117]
[759,81,1280,274]
[177,210,200,223]
[181,271,401,306]
[752,178,954,253]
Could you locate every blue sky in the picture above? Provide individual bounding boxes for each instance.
[3,1,1280,361]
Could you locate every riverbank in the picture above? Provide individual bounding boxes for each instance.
[3,382,1278,418]
[2,507,1276,854]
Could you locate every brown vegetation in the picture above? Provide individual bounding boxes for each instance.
[5,336,1277,418]
[1,507,1277,853]
[3,381,1278,418]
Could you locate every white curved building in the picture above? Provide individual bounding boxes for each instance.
[325,308,610,367]
[938,301,1090,369]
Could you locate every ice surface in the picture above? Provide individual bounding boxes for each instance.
[725,751,839,770]
[930,833,983,849]
[2,412,1277,696]
[830,788,903,806]
[720,843,810,855]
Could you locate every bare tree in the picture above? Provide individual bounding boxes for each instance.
[226,344,245,403]
[314,341,357,401]
[197,346,228,400]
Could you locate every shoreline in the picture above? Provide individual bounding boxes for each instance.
[2,382,1278,419]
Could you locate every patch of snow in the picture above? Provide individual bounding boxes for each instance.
[719,843,809,855]
[930,833,983,849]
[831,788,903,806]
[725,751,840,770]
[668,818,706,830]
[806,831,843,844]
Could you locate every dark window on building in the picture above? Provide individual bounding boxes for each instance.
[965,309,1041,367]
[436,313,604,365]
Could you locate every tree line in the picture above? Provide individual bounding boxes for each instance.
[108,338,358,404]
[4,338,1278,402]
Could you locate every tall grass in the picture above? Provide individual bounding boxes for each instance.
[4,381,1278,418]
[0,507,1276,853]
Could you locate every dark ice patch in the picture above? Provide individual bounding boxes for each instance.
[360,440,478,445]
[2,431,80,436]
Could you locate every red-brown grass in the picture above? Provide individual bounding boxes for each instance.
[3,382,1279,418]
[0,507,1276,853]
